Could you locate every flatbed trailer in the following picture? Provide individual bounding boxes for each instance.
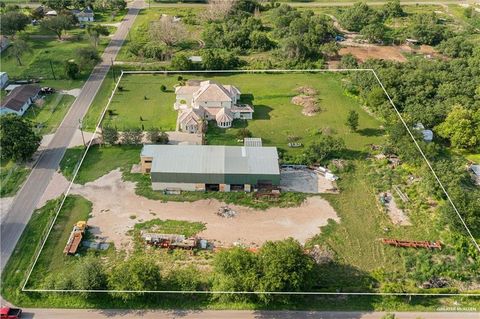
[142,233,197,250]
[64,221,87,255]
[381,238,442,249]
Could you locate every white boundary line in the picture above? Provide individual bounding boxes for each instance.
[21,69,480,296]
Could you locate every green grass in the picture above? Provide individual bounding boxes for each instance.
[59,145,141,183]
[99,74,179,131]
[0,160,30,197]
[1,37,109,90]
[24,93,75,135]
[134,219,206,237]
[27,195,92,288]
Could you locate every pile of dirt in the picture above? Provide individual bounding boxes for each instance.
[295,86,318,96]
[291,94,320,116]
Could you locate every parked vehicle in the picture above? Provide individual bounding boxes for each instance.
[0,307,22,319]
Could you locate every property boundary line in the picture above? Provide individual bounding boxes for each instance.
[21,68,480,296]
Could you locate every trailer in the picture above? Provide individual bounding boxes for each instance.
[141,232,197,250]
[381,238,441,250]
[64,221,87,255]
[0,307,22,319]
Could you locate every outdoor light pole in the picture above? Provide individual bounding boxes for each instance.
[79,119,86,147]
[111,58,116,83]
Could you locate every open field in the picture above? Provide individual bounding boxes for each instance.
[1,37,109,90]
[24,93,76,135]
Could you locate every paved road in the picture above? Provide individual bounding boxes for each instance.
[15,309,480,319]
[0,0,143,272]
[146,0,468,7]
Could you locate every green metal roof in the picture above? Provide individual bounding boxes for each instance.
[141,144,280,177]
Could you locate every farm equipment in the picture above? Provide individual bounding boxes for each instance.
[0,307,22,319]
[64,221,87,255]
[381,238,441,250]
[141,233,198,250]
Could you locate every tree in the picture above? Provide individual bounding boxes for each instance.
[410,13,446,45]
[76,46,101,69]
[212,247,259,301]
[42,0,71,11]
[122,128,143,144]
[346,110,359,131]
[102,126,118,145]
[171,53,194,70]
[339,2,380,32]
[437,36,474,58]
[0,11,30,37]
[0,115,41,162]
[257,238,315,296]
[382,0,404,18]
[40,14,76,40]
[149,15,186,47]
[108,256,162,301]
[250,31,275,51]
[10,38,32,66]
[147,128,169,144]
[65,60,80,79]
[339,53,358,69]
[86,24,110,47]
[201,49,242,70]
[236,128,252,139]
[74,255,108,292]
[435,105,479,150]
[304,134,345,164]
[202,0,237,21]
[360,22,388,43]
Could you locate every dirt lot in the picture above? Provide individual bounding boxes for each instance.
[338,44,438,63]
[69,169,339,250]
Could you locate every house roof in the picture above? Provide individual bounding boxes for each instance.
[142,144,280,176]
[193,81,234,102]
[178,108,203,126]
[215,108,233,123]
[1,85,40,112]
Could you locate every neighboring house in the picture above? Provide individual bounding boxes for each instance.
[0,72,8,89]
[72,7,95,22]
[174,80,254,133]
[0,85,41,116]
[140,144,280,192]
[0,36,10,53]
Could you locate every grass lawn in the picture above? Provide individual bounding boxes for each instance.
[26,195,93,288]
[1,37,109,90]
[24,93,75,135]
[59,145,141,183]
[0,160,30,198]
[99,73,179,131]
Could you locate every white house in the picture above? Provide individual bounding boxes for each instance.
[72,7,95,22]
[0,72,8,89]
[174,80,254,133]
[0,85,41,116]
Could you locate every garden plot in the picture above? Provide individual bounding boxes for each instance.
[69,169,339,250]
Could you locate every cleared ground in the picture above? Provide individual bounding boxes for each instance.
[68,169,339,250]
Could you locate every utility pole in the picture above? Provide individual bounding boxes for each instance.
[78,119,86,147]
[49,60,57,80]
[111,58,116,83]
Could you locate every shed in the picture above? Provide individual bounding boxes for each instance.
[244,138,262,147]
[141,144,280,192]
[471,165,480,176]
[0,72,8,89]
[421,130,434,142]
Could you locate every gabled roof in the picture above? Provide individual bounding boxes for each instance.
[142,144,280,176]
[1,85,40,112]
[178,108,203,126]
[193,81,233,102]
